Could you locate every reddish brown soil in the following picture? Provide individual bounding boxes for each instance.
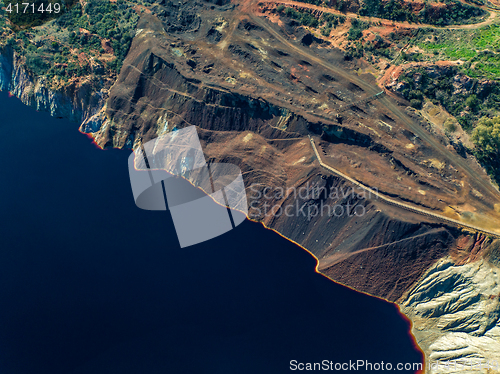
[84,3,500,301]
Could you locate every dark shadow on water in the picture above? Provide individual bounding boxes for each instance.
[0,92,422,373]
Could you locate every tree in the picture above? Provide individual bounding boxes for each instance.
[410,99,423,109]
[472,116,500,158]
[347,27,363,40]
[465,94,479,111]
[321,27,331,37]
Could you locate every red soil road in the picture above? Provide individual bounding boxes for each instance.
[255,0,497,30]
[378,61,458,88]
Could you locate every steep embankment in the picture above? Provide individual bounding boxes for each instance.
[87,13,490,305]
[0,45,107,130]
[2,2,500,369]
[89,13,500,369]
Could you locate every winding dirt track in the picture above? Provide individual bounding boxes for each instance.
[318,228,447,270]
[257,0,497,30]
[226,0,500,235]
[308,136,500,238]
[246,9,500,208]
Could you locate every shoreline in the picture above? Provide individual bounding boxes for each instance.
[3,88,427,372]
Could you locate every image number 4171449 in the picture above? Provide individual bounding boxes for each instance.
[6,2,61,13]
[3,0,71,29]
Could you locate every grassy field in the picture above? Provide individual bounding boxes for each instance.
[416,24,500,79]
[400,24,500,184]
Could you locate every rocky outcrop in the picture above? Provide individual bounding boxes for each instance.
[400,239,500,373]
[0,46,13,92]
[0,46,108,131]
[86,13,500,313]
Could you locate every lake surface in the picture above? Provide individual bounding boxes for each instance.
[0,91,423,373]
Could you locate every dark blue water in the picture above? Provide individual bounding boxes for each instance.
[0,91,423,374]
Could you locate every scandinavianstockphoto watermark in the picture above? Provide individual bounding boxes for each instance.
[128,126,248,248]
[248,182,378,221]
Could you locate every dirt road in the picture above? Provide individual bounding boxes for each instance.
[246,10,500,208]
[309,137,500,237]
[257,0,497,30]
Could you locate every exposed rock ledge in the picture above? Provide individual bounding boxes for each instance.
[0,45,107,131]
[3,21,500,373]
[401,253,500,373]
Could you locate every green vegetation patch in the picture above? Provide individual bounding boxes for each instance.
[398,65,500,129]
[472,116,500,184]
[278,6,320,27]
[56,0,137,67]
[398,65,500,183]
[359,0,486,26]
[474,24,500,49]
[347,18,369,40]
[277,6,348,30]
[289,0,325,5]
[8,0,138,81]
[417,26,500,79]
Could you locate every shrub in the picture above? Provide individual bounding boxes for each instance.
[444,118,457,132]
[465,94,479,110]
[347,27,363,40]
[472,116,500,156]
[409,89,423,100]
[26,55,50,75]
[410,99,423,109]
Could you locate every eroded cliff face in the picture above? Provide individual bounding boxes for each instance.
[87,9,500,235]
[83,13,496,310]
[0,45,107,130]
[400,238,500,373]
[3,3,500,369]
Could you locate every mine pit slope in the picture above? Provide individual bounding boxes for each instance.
[2,0,500,370]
